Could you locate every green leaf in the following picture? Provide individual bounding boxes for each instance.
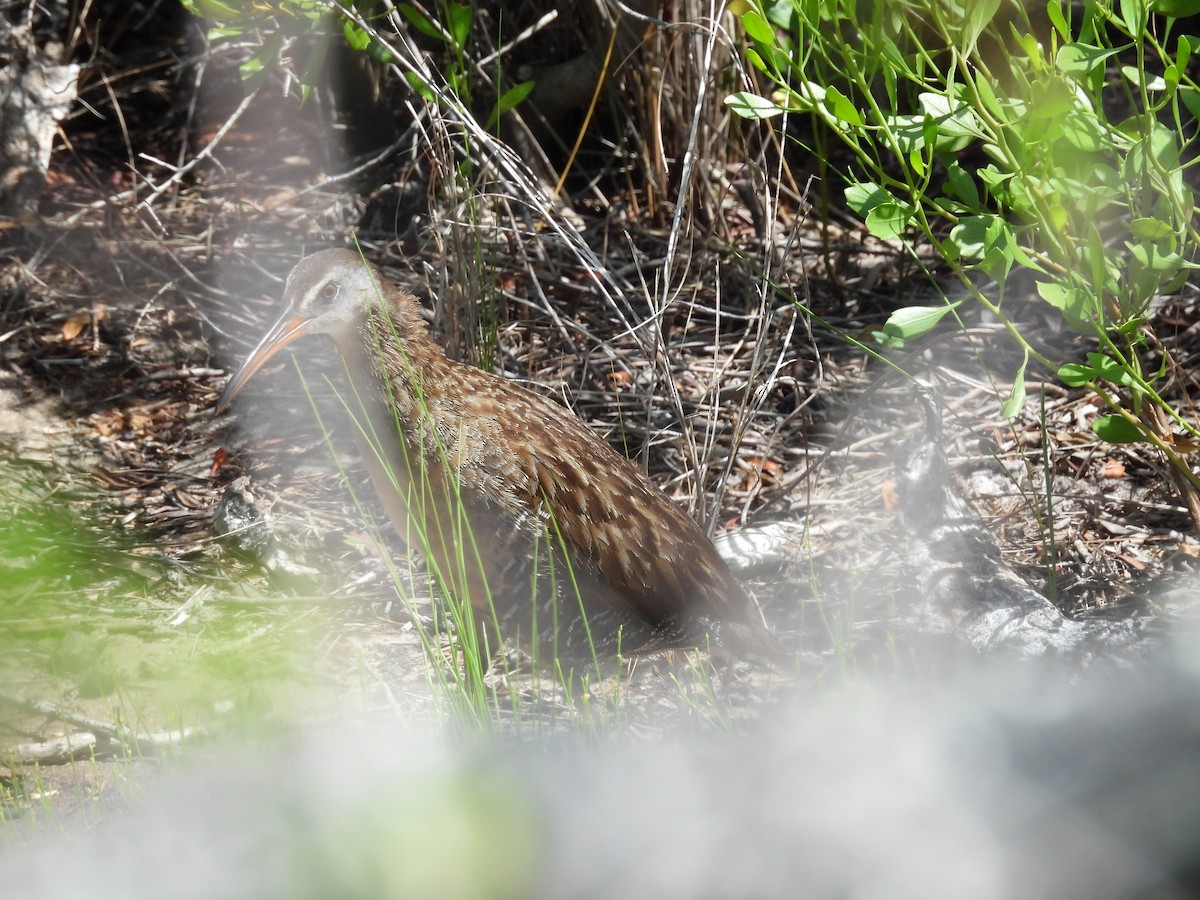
[1015,30,1045,67]
[1036,280,1093,328]
[865,202,914,240]
[1001,352,1029,418]
[1180,87,1200,124]
[881,37,918,81]
[918,92,982,140]
[1122,65,1167,90]
[763,0,797,29]
[948,215,1026,277]
[1055,42,1120,75]
[962,0,1001,53]
[1022,76,1082,120]
[1057,362,1094,387]
[922,114,939,151]
[746,48,770,73]
[1150,119,1185,167]
[844,182,914,240]
[1119,0,1148,34]
[1085,351,1136,386]
[974,75,1003,118]
[367,40,396,64]
[824,86,863,126]
[496,80,534,116]
[446,2,472,49]
[182,0,242,19]
[1128,242,1183,272]
[343,22,372,51]
[909,149,926,179]
[977,165,1013,189]
[945,165,980,209]
[1059,110,1107,152]
[239,55,264,77]
[885,114,929,155]
[844,182,887,215]
[949,215,997,258]
[724,91,785,119]
[486,80,535,130]
[1047,204,1069,234]
[1150,0,1200,15]
[741,10,777,44]
[404,70,436,102]
[207,24,245,39]
[1129,217,1174,240]
[1177,34,1196,72]
[881,303,962,342]
[1092,414,1143,443]
[1164,64,1182,97]
[1046,1,1069,40]
[398,3,443,40]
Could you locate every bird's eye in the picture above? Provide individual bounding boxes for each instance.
[319,282,338,303]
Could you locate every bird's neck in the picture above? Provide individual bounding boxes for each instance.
[357,296,454,422]
[329,293,475,552]
[324,291,433,438]
[326,318,426,547]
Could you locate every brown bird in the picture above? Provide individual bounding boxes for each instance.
[217,249,779,666]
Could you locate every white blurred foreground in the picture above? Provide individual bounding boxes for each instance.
[4,631,1199,900]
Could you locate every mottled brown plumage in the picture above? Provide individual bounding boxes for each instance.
[218,249,778,664]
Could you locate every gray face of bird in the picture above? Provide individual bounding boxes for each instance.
[217,250,381,413]
[217,250,384,412]
[281,250,382,338]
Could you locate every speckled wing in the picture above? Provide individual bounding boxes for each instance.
[453,372,768,644]
[362,284,776,660]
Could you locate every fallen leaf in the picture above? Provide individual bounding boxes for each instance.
[1118,554,1147,571]
[208,447,228,477]
[744,455,783,484]
[881,478,899,511]
[60,308,106,341]
[61,313,89,341]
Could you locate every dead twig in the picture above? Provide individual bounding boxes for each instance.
[0,691,203,756]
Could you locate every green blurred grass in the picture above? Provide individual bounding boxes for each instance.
[0,450,352,747]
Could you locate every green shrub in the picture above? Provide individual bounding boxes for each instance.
[729,0,1200,508]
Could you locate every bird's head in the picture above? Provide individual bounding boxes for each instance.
[217,249,383,413]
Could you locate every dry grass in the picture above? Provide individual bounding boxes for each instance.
[1,0,1197,765]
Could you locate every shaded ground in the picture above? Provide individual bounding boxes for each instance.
[3,0,1200,843]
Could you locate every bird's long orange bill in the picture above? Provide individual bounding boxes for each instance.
[216,311,311,413]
